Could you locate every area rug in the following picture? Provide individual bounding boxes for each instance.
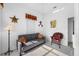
[9,45,68,56]
[23,45,68,56]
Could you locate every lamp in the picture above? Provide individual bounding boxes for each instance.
[4,22,15,55]
[4,16,18,55]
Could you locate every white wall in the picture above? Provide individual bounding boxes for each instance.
[43,5,74,46]
[1,3,44,53]
[74,3,79,56]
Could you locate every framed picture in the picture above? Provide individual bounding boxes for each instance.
[50,20,56,28]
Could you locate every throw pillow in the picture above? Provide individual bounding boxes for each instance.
[18,36,28,44]
[37,33,44,39]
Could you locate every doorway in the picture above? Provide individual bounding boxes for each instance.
[68,17,74,48]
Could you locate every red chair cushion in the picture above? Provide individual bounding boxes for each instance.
[51,32,63,44]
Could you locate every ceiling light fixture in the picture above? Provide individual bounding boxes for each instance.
[53,7,64,14]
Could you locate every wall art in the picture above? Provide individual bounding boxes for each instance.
[38,21,43,27]
[25,13,37,21]
[50,20,56,28]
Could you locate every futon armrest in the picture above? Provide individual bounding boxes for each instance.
[17,41,22,56]
[16,40,21,51]
[16,40,24,56]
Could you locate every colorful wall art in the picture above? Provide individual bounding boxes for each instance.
[50,20,56,28]
[25,13,37,21]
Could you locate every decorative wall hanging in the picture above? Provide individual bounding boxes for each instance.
[10,16,18,23]
[25,13,37,21]
[38,21,43,27]
[50,20,56,28]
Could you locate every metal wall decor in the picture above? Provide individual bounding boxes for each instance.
[38,21,43,27]
[10,16,18,23]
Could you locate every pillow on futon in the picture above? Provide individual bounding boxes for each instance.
[36,33,45,40]
[18,36,28,44]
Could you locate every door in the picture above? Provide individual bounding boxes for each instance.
[68,17,74,48]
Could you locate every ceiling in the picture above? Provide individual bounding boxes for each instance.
[5,3,74,14]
